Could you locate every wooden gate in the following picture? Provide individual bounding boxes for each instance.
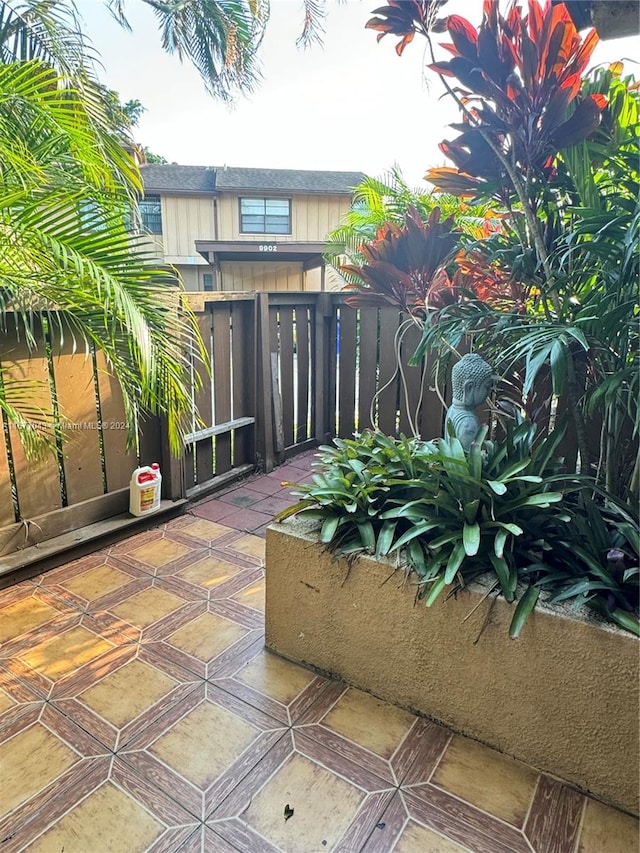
[183,295,257,500]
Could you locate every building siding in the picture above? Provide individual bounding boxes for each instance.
[147,185,355,292]
[216,194,351,242]
[220,261,304,292]
[162,195,215,256]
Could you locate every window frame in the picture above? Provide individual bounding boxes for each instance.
[239,197,292,235]
[139,195,163,235]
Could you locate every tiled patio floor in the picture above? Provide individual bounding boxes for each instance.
[0,450,638,852]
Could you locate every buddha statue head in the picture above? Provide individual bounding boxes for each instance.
[451,353,495,409]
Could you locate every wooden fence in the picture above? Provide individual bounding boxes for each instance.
[0,292,577,566]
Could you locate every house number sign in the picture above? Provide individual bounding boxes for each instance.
[258,244,278,252]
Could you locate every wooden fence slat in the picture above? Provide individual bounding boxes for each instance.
[357,308,379,433]
[194,312,214,485]
[95,351,138,492]
[52,340,103,506]
[312,295,332,445]
[419,348,445,441]
[138,414,162,470]
[0,427,15,527]
[555,392,579,473]
[231,301,255,467]
[4,330,62,518]
[377,308,400,435]
[337,306,357,438]
[256,294,275,472]
[278,306,295,449]
[398,319,424,438]
[295,307,310,445]
[212,305,232,475]
[268,305,285,465]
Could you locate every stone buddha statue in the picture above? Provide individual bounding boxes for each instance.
[445,353,495,450]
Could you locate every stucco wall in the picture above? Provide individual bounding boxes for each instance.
[265,521,640,815]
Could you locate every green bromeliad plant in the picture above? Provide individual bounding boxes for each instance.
[278,420,639,638]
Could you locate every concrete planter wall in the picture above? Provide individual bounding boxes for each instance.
[265,520,639,816]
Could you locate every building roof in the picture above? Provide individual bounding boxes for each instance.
[140,164,364,195]
[214,167,365,194]
[141,165,216,193]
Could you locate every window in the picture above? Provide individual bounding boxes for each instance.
[240,198,290,234]
[139,196,162,234]
[79,200,105,231]
[203,273,214,292]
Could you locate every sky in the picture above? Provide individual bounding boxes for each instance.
[77,0,640,186]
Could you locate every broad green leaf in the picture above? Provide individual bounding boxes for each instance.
[494,522,524,536]
[463,497,481,526]
[357,520,376,549]
[489,552,515,601]
[509,586,540,639]
[429,531,463,550]
[424,574,447,607]
[463,522,480,556]
[407,538,427,575]
[504,492,563,509]
[320,515,340,543]
[494,528,508,559]
[389,521,439,552]
[444,541,466,584]
[495,459,531,481]
[376,520,397,556]
[487,480,507,495]
[609,609,640,637]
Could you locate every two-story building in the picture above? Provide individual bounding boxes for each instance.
[139,165,364,293]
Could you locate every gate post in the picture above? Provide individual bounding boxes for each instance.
[255,292,275,473]
[313,293,335,445]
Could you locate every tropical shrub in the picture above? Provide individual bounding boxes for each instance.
[278,422,639,638]
[355,0,639,504]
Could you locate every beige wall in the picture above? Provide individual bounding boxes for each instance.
[219,261,303,292]
[216,193,352,242]
[174,264,221,292]
[161,194,215,256]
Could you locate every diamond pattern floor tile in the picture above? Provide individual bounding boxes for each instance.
[0,596,63,644]
[0,722,78,816]
[28,782,165,853]
[241,752,367,851]
[18,625,114,682]
[430,734,539,827]
[0,457,637,853]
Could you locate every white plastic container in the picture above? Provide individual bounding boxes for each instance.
[129,463,162,517]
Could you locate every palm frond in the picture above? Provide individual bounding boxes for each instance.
[143,0,269,102]
[296,0,325,49]
[0,59,206,455]
[0,0,95,75]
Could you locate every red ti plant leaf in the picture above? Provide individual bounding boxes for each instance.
[365,0,448,55]
[452,249,528,310]
[551,93,609,148]
[447,15,479,62]
[341,206,461,316]
[409,1,607,193]
[424,168,480,197]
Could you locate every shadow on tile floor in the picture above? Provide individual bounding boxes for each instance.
[0,450,637,852]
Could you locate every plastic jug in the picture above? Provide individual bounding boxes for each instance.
[129,463,162,517]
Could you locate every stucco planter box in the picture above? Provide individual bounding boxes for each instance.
[265,519,639,816]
